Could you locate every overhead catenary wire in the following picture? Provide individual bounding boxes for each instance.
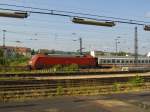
[0,4,149,26]
[0,29,49,37]
[0,7,145,26]
[0,3,150,24]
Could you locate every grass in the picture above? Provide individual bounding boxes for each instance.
[0,64,80,75]
[0,77,35,81]
[0,68,82,77]
[112,75,145,92]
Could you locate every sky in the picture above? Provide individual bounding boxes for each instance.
[0,0,150,54]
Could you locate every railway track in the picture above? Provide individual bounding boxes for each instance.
[0,72,150,102]
[1,82,150,102]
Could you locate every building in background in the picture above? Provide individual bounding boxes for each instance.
[0,46,31,57]
[38,49,50,54]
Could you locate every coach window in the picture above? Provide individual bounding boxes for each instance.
[130,60,133,63]
[142,60,144,63]
[100,59,102,63]
[103,60,106,63]
[145,60,148,63]
[126,60,129,63]
[138,60,141,64]
[149,60,150,63]
[117,60,120,63]
[112,59,115,63]
[107,60,111,63]
[101,59,103,63]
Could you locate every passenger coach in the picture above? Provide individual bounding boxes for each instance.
[98,56,150,67]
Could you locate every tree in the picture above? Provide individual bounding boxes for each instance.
[117,51,127,56]
[31,49,35,55]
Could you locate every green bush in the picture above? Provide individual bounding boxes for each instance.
[63,64,79,72]
[56,86,64,95]
[52,65,62,72]
[52,64,79,72]
[128,75,144,86]
[0,57,10,66]
[113,82,121,91]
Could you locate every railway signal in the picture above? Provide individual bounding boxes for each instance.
[0,11,29,18]
[72,17,116,27]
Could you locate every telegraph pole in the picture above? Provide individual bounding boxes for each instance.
[2,30,6,63]
[115,39,118,54]
[79,37,83,55]
[72,35,83,55]
[134,26,138,66]
[3,30,6,48]
[115,36,120,56]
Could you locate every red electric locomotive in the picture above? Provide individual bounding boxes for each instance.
[29,54,97,69]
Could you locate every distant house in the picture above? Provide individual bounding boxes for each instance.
[38,49,50,54]
[0,46,31,57]
[38,49,57,54]
[90,50,110,57]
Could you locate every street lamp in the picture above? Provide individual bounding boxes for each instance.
[0,11,29,18]
[144,25,150,31]
[72,17,116,27]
